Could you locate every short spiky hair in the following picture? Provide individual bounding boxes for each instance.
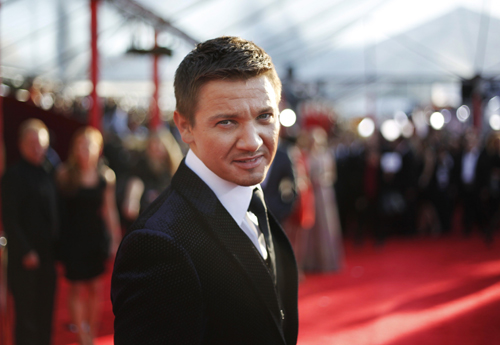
[174,36,281,125]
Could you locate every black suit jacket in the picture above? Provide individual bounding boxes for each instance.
[111,160,299,345]
[1,159,59,268]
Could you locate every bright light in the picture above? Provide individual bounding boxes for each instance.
[38,129,50,148]
[381,152,402,173]
[457,105,470,122]
[0,84,10,97]
[13,74,25,88]
[441,109,452,123]
[431,83,461,108]
[394,111,408,127]
[488,96,500,112]
[489,114,500,131]
[280,109,297,127]
[41,94,54,110]
[15,89,30,102]
[358,118,375,138]
[401,122,414,138]
[430,112,445,130]
[380,120,401,142]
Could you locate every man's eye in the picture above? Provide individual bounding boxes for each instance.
[217,120,233,126]
[258,113,272,120]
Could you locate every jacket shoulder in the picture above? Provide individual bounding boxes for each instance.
[1,164,29,193]
[112,227,205,344]
[125,184,198,238]
[2,163,22,179]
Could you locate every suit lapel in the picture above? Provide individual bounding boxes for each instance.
[172,161,285,338]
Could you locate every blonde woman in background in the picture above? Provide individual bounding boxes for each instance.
[122,129,183,221]
[303,127,344,272]
[56,126,121,345]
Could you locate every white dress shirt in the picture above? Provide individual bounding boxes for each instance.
[185,150,268,259]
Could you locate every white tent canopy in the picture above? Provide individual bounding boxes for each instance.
[2,0,500,118]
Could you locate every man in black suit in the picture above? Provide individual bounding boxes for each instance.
[2,119,59,345]
[262,143,296,223]
[111,36,299,344]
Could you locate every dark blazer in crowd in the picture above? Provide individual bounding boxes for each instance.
[1,158,59,345]
[454,146,481,234]
[111,160,299,345]
[263,145,297,223]
[2,159,59,264]
[475,147,500,239]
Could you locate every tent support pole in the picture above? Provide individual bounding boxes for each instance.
[150,30,161,130]
[90,0,101,129]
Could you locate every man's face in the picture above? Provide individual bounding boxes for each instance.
[175,75,280,186]
[19,129,49,166]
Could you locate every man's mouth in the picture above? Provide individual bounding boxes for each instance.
[233,154,265,169]
[236,156,260,163]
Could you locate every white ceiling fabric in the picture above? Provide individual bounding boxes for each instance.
[2,0,500,117]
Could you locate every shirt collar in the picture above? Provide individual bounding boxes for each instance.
[185,149,258,226]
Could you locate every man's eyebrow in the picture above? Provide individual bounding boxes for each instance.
[208,114,239,122]
[208,107,276,122]
[259,107,275,114]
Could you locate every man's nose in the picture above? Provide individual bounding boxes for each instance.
[236,123,263,152]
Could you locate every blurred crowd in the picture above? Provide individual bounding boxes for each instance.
[331,126,499,245]
[0,115,184,345]
[3,103,500,344]
[260,123,500,280]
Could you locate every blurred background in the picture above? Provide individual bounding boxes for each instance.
[1,0,500,345]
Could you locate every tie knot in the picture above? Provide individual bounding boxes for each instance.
[249,188,267,215]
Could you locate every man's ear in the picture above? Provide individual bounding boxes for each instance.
[173,111,194,144]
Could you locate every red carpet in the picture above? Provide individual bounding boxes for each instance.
[52,262,115,345]
[52,234,500,345]
[298,235,500,345]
